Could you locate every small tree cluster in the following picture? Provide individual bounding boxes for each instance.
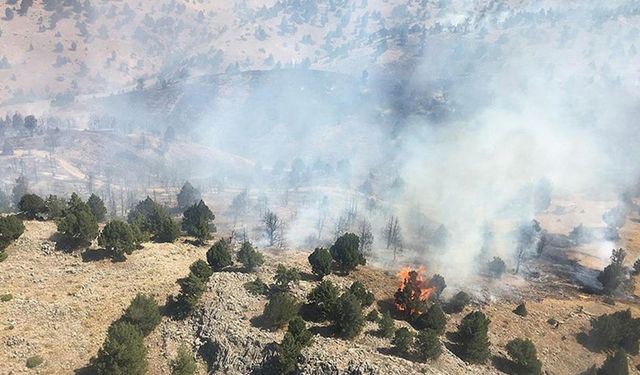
[456,311,491,364]
[0,215,24,261]
[182,200,215,244]
[128,197,179,243]
[57,193,99,244]
[276,316,313,374]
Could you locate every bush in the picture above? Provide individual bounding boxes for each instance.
[597,349,629,375]
[487,257,506,278]
[237,241,264,271]
[206,239,232,271]
[349,281,375,307]
[416,329,442,361]
[588,309,640,354]
[307,280,339,320]
[308,247,332,278]
[456,311,491,364]
[514,303,528,317]
[177,181,201,210]
[428,274,446,300]
[506,338,542,375]
[182,200,215,244]
[94,322,147,375]
[175,273,206,318]
[26,355,43,368]
[1,294,12,302]
[274,264,300,291]
[263,292,299,328]
[156,215,180,243]
[446,291,471,313]
[330,233,365,274]
[378,310,395,338]
[244,277,269,296]
[57,193,99,243]
[18,193,46,219]
[123,294,161,336]
[45,194,67,219]
[171,345,197,375]
[98,221,135,260]
[392,327,414,356]
[332,292,364,339]
[276,316,313,374]
[0,214,24,250]
[598,249,626,295]
[87,193,107,222]
[189,260,212,282]
[414,303,447,334]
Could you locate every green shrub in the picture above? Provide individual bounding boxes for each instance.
[156,215,180,243]
[588,309,640,354]
[274,265,300,291]
[244,277,269,296]
[514,303,528,317]
[206,239,233,271]
[0,214,24,250]
[332,292,364,339]
[87,194,107,222]
[329,233,365,274]
[57,193,99,243]
[182,200,215,244]
[18,194,46,219]
[506,338,542,375]
[367,309,379,322]
[189,260,213,282]
[98,220,135,260]
[307,280,339,320]
[456,311,491,364]
[1,294,12,302]
[308,247,332,278]
[26,355,44,368]
[237,241,264,271]
[276,317,312,374]
[171,345,197,375]
[414,303,447,334]
[349,281,375,307]
[45,194,67,219]
[123,294,161,336]
[415,329,442,361]
[175,273,206,319]
[128,197,177,242]
[94,322,147,375]
[446,291,471,313]
[263,292,299,328]
[378,310,395,338]
[597,349,629,375]
[392,327,414,356]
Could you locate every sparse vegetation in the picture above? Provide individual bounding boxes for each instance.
[514,303,528,317]
[244,277,269,296]
[26,355,44,368]
[598,249,626,295]
[263,209,283,246]
[487,256,506,278]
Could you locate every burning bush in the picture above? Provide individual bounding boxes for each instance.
[394,267,435,315]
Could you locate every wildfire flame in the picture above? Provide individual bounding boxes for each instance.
[395,266,435,313]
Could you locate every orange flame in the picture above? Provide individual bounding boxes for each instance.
[395,266,435,313]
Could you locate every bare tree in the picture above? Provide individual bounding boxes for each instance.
[384,216,403,261]
[358,219,374,256]
[263,209,283,246]
[315,196,329,241]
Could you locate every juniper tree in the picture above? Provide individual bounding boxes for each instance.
[415,329,442,361]
[206,239,233,271]
[237,241,264,271]
[330,233,365,274]
[58,193,99,243]
[182,200,215,244]
[122,294,161,336]
[274,265,300,291]
[98,220,135,260]
[307,280,339,320]
[94,322,147,375]
[177,181,201,210]
[189,260,212,282]
[378,310,396,338]
[87,193,107,222]
[349,281,375,307]
[332,292,364,339]
[506,338,542,375]
[308,247,332,278]
[456,311,491,364]
[18,193,46,219]
[171,346,197,375]
[414,303,447,334]
[263,292,299,328]
[392,327,414,356]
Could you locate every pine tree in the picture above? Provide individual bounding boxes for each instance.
[94,322,148,375]
[206,239,233,271]
[237,241,264,271]
[308,247,332,278]
[457,311,491,364]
